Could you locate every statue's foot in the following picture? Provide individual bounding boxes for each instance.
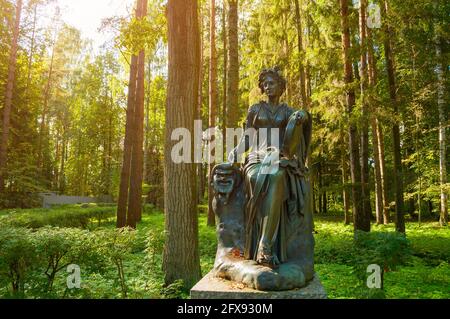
[256,245,280,269]
[256,253,280,269]
[215,260,306,291]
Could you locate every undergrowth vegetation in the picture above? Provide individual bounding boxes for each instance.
[0,205,448,299]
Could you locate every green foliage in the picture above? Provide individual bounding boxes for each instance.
[0,191,42,209]
[0,227,38,298]
[115,0,167,54]
[0,207,448,299]
[315,217,449,299]
[31,227,108,297]
[0,205,116,229]
[353,231,412,273]
[144,228,165,267]
[315,220,413,298]
[314,220,355,264]
[92,228,136,298]
[160,279,186,299]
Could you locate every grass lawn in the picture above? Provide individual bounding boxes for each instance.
[313,217,450,299]
[0,205,448,299]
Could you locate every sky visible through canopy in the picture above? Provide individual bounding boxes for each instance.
[49,0,135,50]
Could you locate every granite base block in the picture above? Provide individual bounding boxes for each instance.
[190,272,327,299]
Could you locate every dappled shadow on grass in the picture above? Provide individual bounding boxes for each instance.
[111,212,449,299]
[313,216,450,299]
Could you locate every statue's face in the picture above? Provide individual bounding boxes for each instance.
[263,75,282,99]
[213,168,237,195]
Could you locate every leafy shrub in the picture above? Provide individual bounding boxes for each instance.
[160,279,186,299]
[32,227,104,295]
[0,192,42,209]
[145,229,166,267]
[353,231,412,273]
[0,225,137,298]
[350,231,412,298]
[0,206,116,229]
[314,223,354,264]
[0,227,38,297]
[91,228,136,298]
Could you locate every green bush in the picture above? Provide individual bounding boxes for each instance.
[0,225,138,298]
[160,279,186,299]
[349,231,412,298]
[32,227,105,295]
[0,206,116,229]
[353,231,412,273]
[0,192,42,209]
[0,227,38,297]
[91,228,136,298]
[314,222,355,264]
[145,229,166,267]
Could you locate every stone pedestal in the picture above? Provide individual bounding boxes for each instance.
[191,272,327,299]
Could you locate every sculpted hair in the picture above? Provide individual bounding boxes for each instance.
[258,66,287,95]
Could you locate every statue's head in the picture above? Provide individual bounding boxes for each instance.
[258,66,287,99]
[212,163,242,202]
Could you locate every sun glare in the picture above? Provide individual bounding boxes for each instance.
[45,0,135,49]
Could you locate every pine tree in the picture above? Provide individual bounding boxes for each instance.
[163,0,202,289]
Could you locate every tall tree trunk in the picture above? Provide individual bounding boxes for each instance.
[293,0,307,109]
[305,0,312,105]
[318,158,322,214]
[341,128,351,225]
[128,0,148,226]
[435,35,448,226]
[54,128,60,189]
[107,110,113,196]
[197,8,204,205]
[226,0,239,129]
[371,119,383,224]
[207,0,218,227]
[26,2,37,91]
[322,191,327,214]
[359,0,372,223]
[367,23,386,225]
[37,28,57,174]
[117,56,138,228]
[312,170,317,214]
[163,0,202,289]
[382,0,405,233]
[377,121,389,224]
[282,0,292,105]
[59,128,66,193]
[0,0,22,191]
[144,58,152,185]
[222,1,228,155]
[340,0,368,232]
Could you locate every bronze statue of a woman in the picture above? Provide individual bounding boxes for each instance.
[212,67,315,291]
